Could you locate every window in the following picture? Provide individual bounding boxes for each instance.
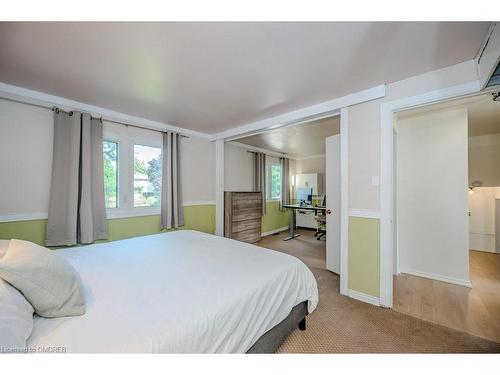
[102,122,163,217]
[133,144,162,207]
[266,161,282,200]
[103,140,118,208]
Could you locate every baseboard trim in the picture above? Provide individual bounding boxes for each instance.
[183,200,216,206]
[399,268,472,288]
[262,226,289,237]
[0,213,48,223]
[348,289,381,306]
[0,202,216,223]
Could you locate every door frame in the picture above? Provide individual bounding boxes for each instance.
[379,80,482,308]
[339,107,349,295]
[214,84,385,299]
[218,108,350,296]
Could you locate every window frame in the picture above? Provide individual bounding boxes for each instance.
[103,122,163,219]
[265,158,282,202]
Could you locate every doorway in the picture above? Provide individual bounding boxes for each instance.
[392,92,500,342]
[224,113,343,282]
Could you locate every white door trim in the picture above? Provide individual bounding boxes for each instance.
[339,107,349,296]
[379,80,481,308]
[215,140,225,236]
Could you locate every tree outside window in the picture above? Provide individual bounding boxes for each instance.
[133,145,162,207]
[270,164,282,200]
[103,141,118,208]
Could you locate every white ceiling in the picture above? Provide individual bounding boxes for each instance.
[0,22,491,134]
[235,115,340,158]
[396,92,500,137]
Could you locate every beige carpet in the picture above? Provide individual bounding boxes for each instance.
[255,229,500,353]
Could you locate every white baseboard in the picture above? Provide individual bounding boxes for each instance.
[262,226,289,237]
[0,213,48,223]
[399,267,472,288]
[183,200,216,206]
[348,289,381,306]
[0,202,216,223]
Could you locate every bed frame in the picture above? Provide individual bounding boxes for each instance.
[246,301,308,353]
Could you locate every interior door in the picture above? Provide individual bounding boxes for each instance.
[325,134,341,274]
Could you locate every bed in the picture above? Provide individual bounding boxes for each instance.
[26,230,318,353]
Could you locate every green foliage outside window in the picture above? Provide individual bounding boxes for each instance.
[133,145,162,207]
[270,164,281,199]
[103,141,118,208]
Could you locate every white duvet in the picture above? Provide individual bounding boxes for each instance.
[27,230,318,353]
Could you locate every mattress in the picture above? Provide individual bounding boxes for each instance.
[26,230,318,353]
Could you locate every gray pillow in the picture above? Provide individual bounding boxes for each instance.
[0,239,86,318]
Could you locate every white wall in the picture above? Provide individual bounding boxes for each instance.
[224,142,253,192]
[0,100,53,219]
[0,99,215,221]
[469,133,500,187]
[468,187,500,253]
[348,60,479,212]
[396,107,470,285]
[294,156,325,194]
[180,135,215,203]
[224,142,298,202]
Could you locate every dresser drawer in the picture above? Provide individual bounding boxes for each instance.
[232,208,262,222]
[232,199,262,210]
[231,218,261,233]
[232,228,261,243]
[232,192,262,203]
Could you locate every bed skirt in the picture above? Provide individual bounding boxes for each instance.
[246,301,308,353]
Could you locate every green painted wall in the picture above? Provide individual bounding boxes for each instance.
[348,216,380,297]
[0,219,47,245]
[261,201,290,234]
[0,204,215,246]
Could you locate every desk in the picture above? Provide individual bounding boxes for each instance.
[281,204,327,241]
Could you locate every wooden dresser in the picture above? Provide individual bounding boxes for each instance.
[224,191,262,243]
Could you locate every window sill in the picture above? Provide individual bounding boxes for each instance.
[106,207,160,219]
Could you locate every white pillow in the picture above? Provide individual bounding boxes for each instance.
[0,239,86,318]
[0,239,9,258]
[0,277,34,350]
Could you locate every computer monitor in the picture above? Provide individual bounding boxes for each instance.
[297,187,312,205]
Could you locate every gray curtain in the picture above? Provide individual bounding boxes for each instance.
[280,157,290,210]
[46,111,108,246]
[161,131,184,229]
[253,152,266,215]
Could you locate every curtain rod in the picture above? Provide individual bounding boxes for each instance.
[0,96,189,138]
[246,150,287,158]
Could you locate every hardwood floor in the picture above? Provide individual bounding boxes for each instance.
[394,250,500,343]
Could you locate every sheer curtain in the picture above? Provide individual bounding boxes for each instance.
[161,131,184,229]
[45,110,107,246]
[280,157,290,209]
[253,152,266,215]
